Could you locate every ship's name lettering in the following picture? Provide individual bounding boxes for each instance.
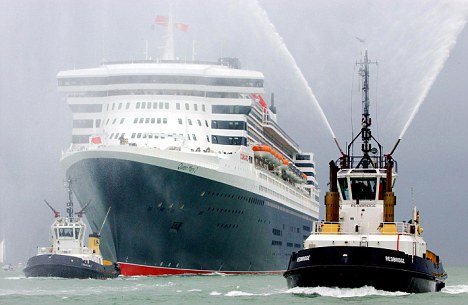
[296,255,310,262]
[81,263,92,268]
[178,163,199,174]
[385,256,405,264]
[351,203,376,207]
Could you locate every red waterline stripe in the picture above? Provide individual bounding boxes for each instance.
[118,262,284,276]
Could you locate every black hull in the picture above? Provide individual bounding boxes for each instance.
[284,246,446,293]
[23,254,119,279]
[64,153,315,274]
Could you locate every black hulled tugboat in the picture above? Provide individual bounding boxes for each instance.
[284,51,447,293]
[23,180,120,279]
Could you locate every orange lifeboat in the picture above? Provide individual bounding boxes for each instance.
[252,145,281,165]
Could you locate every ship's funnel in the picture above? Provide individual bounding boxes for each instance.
[383,158,396,222]
[88,233,101,256]
[325,161,339,222]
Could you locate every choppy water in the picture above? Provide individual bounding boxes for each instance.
[1,266,467,305]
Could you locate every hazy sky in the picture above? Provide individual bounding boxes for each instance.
[1,0,467,265]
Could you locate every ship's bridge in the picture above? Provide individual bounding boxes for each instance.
[337,168,397,203]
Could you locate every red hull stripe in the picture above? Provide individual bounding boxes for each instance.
[118,262,284,276]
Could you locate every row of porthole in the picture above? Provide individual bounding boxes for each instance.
[201,191,265,206]
[216,224,239,229]
[206,207,244,214]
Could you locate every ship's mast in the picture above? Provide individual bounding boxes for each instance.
[345,50,381,169]
[65,179,74,218]
[358,50,377,168]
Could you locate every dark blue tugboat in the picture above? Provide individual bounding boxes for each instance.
[283,51,447,293]
[23,180,119,279]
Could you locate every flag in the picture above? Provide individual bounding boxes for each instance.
[175,23,189,32]
[90,136,102,144]
[155,15,168,26]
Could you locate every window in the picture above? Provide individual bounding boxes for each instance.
[72,119,93,128]
[134,118,138,124]
[188,119,192,125]
[194,104,198,111]
[159,102,163,108]
[212,105,251,114]
[295,163,314,168]
[165,102,169,109]
[69,104,102,113]
[137,102,141,109]
[296,154,311,161]
[211,120,246,130]
[192,134,197,141]
[157,118,161,124]
[96,119,101,127]
[163,118,167,124]
[126,102,130,109]
[176,103,180,110]
[153,102,157,109]
[118,103,122,110]
[58,228,74,237]
[197,119,202,126]
[112,118,117,124]
[145,118,150,124]
[120,118,125,124]
[211,135,247,146]
[139,118,144,123]
[137,133,142,139]
[147,102,151,109]
[151,118,155,124]
[142,102,146,109]
[131,133,136,138]
[112,103,115,110]
[202,104,206,112]
[178,118,183,124]
[350,178,377,200]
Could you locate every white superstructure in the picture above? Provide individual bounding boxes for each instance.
[58,58,320,219]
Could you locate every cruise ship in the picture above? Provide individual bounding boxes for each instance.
[58,27,320,276]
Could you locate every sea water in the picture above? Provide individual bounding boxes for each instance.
[1,265,467,305]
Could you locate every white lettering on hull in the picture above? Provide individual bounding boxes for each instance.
[385,256,405,264]
[296,255,310,262]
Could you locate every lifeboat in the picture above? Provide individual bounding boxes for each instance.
[252,145,281,166]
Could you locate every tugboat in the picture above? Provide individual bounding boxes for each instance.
[283,51,447,293]
[23,180,120,279]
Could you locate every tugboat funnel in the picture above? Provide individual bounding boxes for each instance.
[88,233,101,256]
[325,161,340,222]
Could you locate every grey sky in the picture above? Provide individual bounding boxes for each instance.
[1,0,467,265]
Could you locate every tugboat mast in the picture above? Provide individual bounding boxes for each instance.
[345,50,381,169]
[65,179,74,218]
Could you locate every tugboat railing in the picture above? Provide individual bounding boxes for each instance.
[312,221,417,236]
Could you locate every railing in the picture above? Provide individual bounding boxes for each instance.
[336,155,398,172]
[312,221,417,236]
